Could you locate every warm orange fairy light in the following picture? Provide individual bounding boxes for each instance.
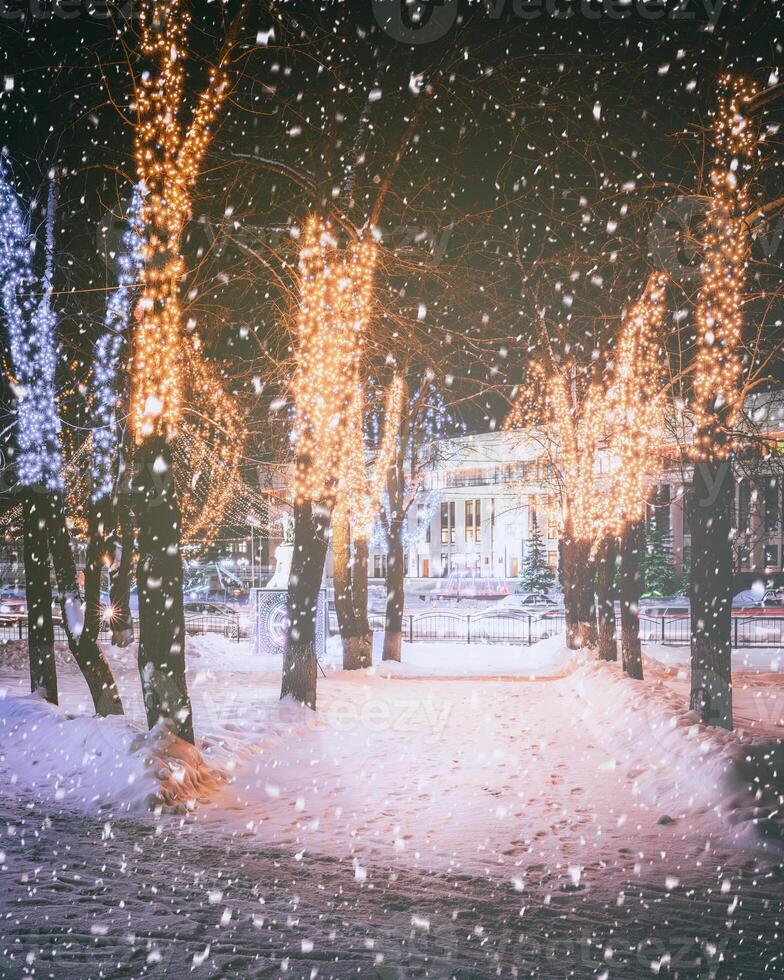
[692,74,759,460]
[606,272,669,532]
[505,360,607,545]
[339,374,405,540]
[131,0,231,443]
[175,344,246,545]
[292,214,378,505]
[551,371,607,544]
[502,361,547,432]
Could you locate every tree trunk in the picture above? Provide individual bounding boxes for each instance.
[281,499,329,708]
[82,497,111,653]
[134,437,193,741]
[620,520,644,680]
[333,506,360,669]
[383,523,405,662]
[689,458,733,729]
[109,490,135,647]
[22,489,57,704]
[563,527,597,650]
[333,507,372,670]
[561,531,580,650]
[575,543,598,649]
[45,492,124,715]
[350,537,372,668]
[597,534,618,662]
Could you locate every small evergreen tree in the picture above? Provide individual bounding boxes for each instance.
[518,513,555,594]
[641,519,680,597]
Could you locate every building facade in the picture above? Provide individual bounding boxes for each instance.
[356,428,784,584]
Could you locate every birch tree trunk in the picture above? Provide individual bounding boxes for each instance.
[597,534,618,662]
[689,459,734,729]
[22,489,57,704]
[281,499,329,708]
[620,520,644,680]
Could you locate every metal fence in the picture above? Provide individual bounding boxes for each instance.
[0,619,128,644]
[639,615,784,648]
[0,615,243,644]
[328,611,784,648]
[328,611,566,646]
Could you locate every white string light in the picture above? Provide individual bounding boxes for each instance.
[0,158,63,490]
[90,185,144,502]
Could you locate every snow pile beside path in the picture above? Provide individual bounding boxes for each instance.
[566,660,784,851]
[0,688,221,815]
[644,642,784,673]
[323,632,575,679]
[370,634,574,679]
[0,639,74,672]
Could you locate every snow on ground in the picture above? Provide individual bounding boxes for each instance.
[1,633,784,976]
[364,633,574,679]
[566,660,784,853]
[642,643,784,738]
[1,632,782,865]
[0,690,218,813]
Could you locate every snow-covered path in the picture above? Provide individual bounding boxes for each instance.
[1,639,783,977]
[2,792,783,979]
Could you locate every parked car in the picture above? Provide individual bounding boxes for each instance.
[757,589,784,608]
[501,592,559,609]
[639,604,690,619]
[0,598,26,625]
[183,601,241,638]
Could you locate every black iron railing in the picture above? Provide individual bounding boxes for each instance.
[327,611,784,649]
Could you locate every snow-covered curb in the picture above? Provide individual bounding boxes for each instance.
[0,688,221,815]
[565,660,784,852]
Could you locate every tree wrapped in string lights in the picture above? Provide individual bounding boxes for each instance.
[332,373,404,670]
[283,214,381,704]
[129,0,250,741]
[0,158,122,714]
[604,272,670,678]
[688,75,760,730]
[505,357,606,649]
[378,378,456,664]
[84,185,145,651]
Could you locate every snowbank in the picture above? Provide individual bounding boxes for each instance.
[566,659,784,852]
[0,687,220,815]
[644,641,784,673]
[323,632,574,679]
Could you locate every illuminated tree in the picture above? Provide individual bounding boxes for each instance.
[333,373,404,670]
[547,367,606,650]
[688,75,760,730]
[378,379,455,664]
[129,0,250,741]
[0,159,122,714]
[605,271,670,680]
[85,185,144,653]
[283,216,402,696]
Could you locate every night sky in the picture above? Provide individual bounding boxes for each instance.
[0,0,782,452]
